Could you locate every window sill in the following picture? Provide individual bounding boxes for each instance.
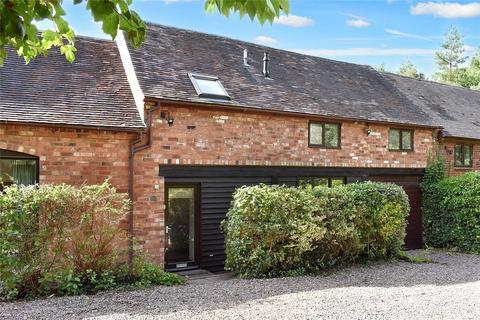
[308,145,341,149]
[388,149,414,153]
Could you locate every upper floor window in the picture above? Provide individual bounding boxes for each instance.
[188,73,230,100]
[389,128,413,151]
[309,122,341,148]
[454,144,473,167]
[0,150,38,191]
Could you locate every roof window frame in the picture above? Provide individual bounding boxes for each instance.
[188,73,231,100]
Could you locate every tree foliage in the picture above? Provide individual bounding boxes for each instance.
[434,26,468,84]
[375,62,387,73]
[398,61,425,80]
[457,50,480,90]
[0,0,289,65]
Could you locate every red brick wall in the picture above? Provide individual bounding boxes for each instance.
[0,123,136,232]
[0,124,134,188]
[443,139,480,176]
[131,102,438,264]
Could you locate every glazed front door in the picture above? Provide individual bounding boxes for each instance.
[165,184,199,269]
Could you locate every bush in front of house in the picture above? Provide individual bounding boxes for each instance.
[422,163,480,253]
[0,182,184,301]
[223,182,410,278]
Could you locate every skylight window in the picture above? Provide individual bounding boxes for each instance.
[188,73,230,100]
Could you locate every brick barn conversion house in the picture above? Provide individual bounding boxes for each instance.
[1,24,479,271]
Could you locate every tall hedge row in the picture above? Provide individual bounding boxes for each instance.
[223,182,410,278]
[422,164,480,253]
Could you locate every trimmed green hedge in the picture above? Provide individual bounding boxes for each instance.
[422,166,480,253]
[223,182,410,278]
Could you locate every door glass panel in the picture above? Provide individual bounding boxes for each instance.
[166,187,195,264]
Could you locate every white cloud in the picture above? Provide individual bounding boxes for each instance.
[274,14,314,27]
[254,36,278,46]
[384,28,432,41]
[295,47,436,57]
[410,2,480,18]
[346,19,370,27]
[463,45,477,53]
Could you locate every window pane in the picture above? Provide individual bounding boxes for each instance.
[454,144,463,166]
[309,123,323,145]
[464,145,472,166]
[324,124,340,148]
[331,178,345,187]
[298,177,328,188]
[389,129,400,150]
[194,78,227,96]
[402,130,412,150]
[0,159,37,188]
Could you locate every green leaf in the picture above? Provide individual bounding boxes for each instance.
[0,48,7,66]
[41,30,57,42]
[53,17,69,34]
[102,13,119,39]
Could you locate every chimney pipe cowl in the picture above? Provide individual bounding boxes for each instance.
[243,49,249,66]
[263,52,270,78]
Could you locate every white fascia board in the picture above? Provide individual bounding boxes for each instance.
[116,32,145,122]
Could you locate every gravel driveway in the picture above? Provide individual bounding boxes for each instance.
[1,250,479,320]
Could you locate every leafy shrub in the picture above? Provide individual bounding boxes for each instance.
[0,182,184,301]
[422,168,480,253]
[345,183,410,257]
[421,159,452,247]
[129,257,185,287]
[223,182,409,278]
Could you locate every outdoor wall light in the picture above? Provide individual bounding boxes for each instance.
[444,146,453,155]
[160,111,175,127]
[365,124,372,136]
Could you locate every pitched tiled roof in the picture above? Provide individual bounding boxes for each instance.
[382,73,480,140]
[0,36,144,131]
[127,23,437,128]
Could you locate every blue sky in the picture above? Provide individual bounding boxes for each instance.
[44,1,480,77]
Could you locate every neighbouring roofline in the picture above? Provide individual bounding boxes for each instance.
[442,135,480,142]
[148,96,443,130]
[382,71,480,94]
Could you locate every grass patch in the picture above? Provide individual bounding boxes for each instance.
[397,251,434,264]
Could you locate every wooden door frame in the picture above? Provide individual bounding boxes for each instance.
[164,183,201,269]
